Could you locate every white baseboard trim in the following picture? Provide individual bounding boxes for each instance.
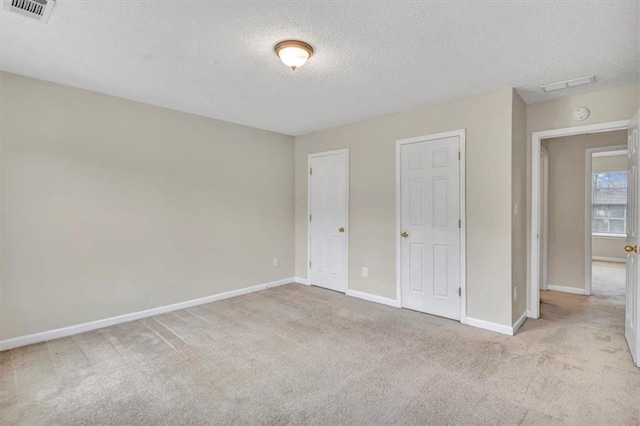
[592,256,626,263]
[512,311,528,335]
[294,276,309,285]
[345,289,401,308]
[465,317,514,336]
[546,284,587,295]
[0,277,295,351]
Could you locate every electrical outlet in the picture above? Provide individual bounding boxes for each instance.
[362,267,368,278]
[513,286,517,302]
[514,202,519,216]
[273,257,279,267]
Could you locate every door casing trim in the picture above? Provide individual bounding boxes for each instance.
[395,129,467,324]
[540,146,550,291]
[307,148,350,292]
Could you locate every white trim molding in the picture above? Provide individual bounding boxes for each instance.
[0,277,295,351]
[512,311,528,335]
[529,120,630,319]
[294,276,310,285]
[546,284,587,295]
[540,147,550,291]
[396,129,467,324]
[346,289,401,308]
[593,149,627,158]
[592,233,627,239]
[466,312,528,336]
[592,256,626,263]
[465,317,514,336]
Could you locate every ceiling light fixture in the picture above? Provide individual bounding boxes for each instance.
[274,40,313,71]
[541,75,597,92]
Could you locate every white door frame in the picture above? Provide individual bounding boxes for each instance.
[584,145,628,296]
[396,129,467,323]
[307,148,350,292]
[540,146,550,291]
[529,120,630,318]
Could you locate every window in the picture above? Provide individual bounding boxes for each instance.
[592,171,627,237]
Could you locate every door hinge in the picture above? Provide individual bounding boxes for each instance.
[458,219,461,228]
[458,287,461,297]
[309,261,312,268]
[310,168,312,175]
[309,214,312,222]
[458,151,461,160]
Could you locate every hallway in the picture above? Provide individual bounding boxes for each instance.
[539,260,631,369]
[592,260,626,301]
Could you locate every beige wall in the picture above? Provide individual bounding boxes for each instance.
[511,91,528,323]
[0,72,295,340]
[4,71,638,339]
[592,153,628,261]
[527,86,639,135]
[593,237,626,261]
[295,89,515,327]
[526,85,639,302]
[592,154,627,174]
[545,131,627,289]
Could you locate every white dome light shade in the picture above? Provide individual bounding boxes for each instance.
[274,40,313,71]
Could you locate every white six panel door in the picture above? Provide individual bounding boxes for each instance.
[400,136,461,320]
[309,150,348,293]
[626,109,640,367]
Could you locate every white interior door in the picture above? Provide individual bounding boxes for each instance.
[309,150,349,293]
[400,136,461,320]
[626,109,640,367]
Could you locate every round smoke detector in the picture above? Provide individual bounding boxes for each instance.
[572,107,590,121]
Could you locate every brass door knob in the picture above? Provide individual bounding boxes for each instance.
[401,231,409,238]
[338,227,345,233]
[625,245,638,253]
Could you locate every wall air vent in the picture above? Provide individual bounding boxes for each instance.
[4,0,56,24]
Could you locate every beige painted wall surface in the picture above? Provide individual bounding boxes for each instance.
[527,85,639,135]
[0,72,295,340]
[592,153,628,261]
[592,153,627,174]
[295,89,514,327]
[593,237,626,261]
[511,90,528,323]
[545,131,627,289]
[526,85,639,304]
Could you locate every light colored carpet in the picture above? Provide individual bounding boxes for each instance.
[1,283,639,425]
[592,260,626,301]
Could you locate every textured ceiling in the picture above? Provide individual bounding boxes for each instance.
[1,1,638,136]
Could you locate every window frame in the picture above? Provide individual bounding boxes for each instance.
[591,169,628,238]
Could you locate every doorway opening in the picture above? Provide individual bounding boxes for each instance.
[533,126,635,366]
[530,115,640,368]
[536,131,627,300]
[530,120,630,318]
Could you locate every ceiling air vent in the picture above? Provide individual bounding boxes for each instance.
[541,75,597,93]
[4,0,56,24]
